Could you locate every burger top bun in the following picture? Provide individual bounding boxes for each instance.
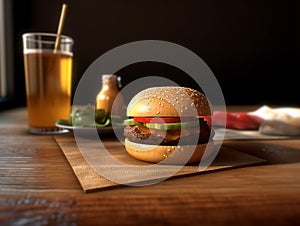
[127,86,212,117]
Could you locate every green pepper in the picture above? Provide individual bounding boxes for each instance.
[95,109,109,124]
[57,105,113,127]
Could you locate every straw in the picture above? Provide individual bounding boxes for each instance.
[54,3,68,52]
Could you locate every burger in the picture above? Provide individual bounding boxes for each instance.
[123,86,214,164]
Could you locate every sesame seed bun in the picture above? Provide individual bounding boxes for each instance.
[124,138,214,164]
[127,87,212,117]
[124,86,214,165]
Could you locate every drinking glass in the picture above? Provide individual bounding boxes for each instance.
[22,33,73,134]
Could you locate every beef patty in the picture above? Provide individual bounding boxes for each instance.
[124,121,213,146]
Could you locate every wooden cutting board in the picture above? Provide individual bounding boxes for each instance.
[55,135,266,193]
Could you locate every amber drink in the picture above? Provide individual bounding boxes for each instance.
[22,33,73,134]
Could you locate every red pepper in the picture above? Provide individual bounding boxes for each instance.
[200,112,263,130]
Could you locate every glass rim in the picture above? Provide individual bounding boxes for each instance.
[22,32,74,44]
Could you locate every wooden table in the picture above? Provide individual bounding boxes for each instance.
[1,107,300,225]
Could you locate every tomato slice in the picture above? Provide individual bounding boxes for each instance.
[133,117,195,124]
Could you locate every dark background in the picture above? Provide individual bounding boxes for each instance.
[12,0,299,106]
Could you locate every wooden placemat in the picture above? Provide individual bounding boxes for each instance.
[55,135,266,193]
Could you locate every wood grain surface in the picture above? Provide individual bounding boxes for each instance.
[1,108,300,225]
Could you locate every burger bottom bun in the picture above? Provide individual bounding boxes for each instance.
[124,138,215,165]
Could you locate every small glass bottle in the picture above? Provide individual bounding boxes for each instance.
[96,74,123,115]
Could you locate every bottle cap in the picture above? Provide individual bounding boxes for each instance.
[102,74,117,82]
